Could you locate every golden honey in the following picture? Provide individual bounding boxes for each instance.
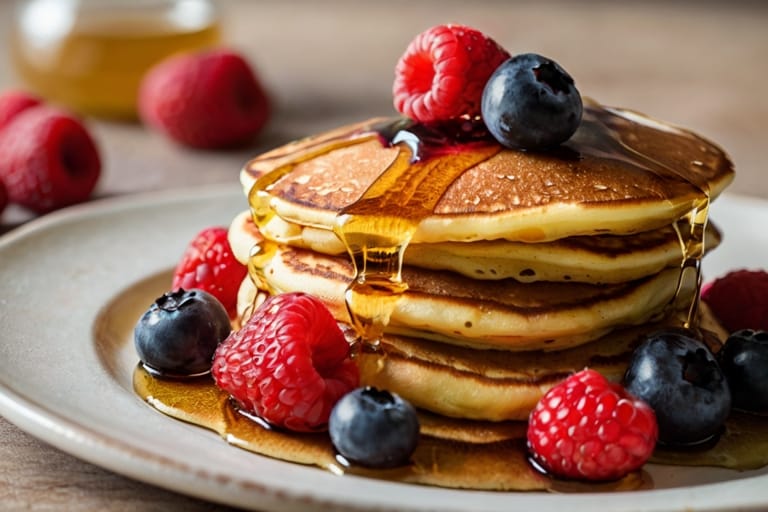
[10,0,220,119]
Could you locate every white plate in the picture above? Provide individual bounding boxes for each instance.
[1,184,768,512]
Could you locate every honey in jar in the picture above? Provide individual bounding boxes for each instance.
[9,0,221,119]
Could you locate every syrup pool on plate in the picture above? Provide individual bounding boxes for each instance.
[132,361,768,492]
[10,0,220,119]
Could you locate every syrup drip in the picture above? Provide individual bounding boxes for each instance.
[248,118,501,342]
[568,104,712,326]
[333,121,500,341]
[247,130,379,294]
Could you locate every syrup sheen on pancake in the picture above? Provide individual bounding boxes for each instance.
[243,99,732,343]
[241,101,732,244]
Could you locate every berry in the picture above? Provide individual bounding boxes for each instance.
[171,226,247,319]
[329,387,419,469]
[481,53,583,150]
[717,329,768,413]
[0,90,42,132]
[702,269,768,332]
[527,369,657,481]
[623,329,731,446]
[134,289,231,377]
[139,49,270,149]
[393,24,510,122]
[0,106,101,213]
[212,292,359,432]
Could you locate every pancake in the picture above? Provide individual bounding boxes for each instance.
[250,242,684,351]
[231,209,722,284]
[233,273,725,421]
[354,304,727,421]
[229,98,733,422]
[240,101,733,244]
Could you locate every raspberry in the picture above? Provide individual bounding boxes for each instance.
[527,369,658,481]
[212,292,359,432]
[702,269,768,332]
[171,226,247,319]
[0,90,42,132]
[393,24,510,122]
[139,49,270,149]
[0,106,101,214]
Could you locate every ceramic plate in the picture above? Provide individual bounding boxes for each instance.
[1,184,768,512]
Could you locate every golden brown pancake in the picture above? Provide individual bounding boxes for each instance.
[231,278,725,422]
[248,242,685,351]
[240,101,733,244]
[229,99,733,422]
[353,305,726,421]
[230,209,722,284]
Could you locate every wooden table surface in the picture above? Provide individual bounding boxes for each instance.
[1,1,767,510]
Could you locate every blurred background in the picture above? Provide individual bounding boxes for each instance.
[0,0,766,227]
[0,0,767,510]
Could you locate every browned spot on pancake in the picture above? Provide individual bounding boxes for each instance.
[277,245,667,315]
[241,214,263,243]
[364,328,636,384]
[399,264,656,314]
[559,222,721,258]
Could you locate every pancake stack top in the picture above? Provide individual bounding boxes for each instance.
[228,99,733,422]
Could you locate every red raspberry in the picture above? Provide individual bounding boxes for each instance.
[171,226,247,319]
[702,269,768,332]
[139,49,270,149]
[212,292,359,432]
[527,369,657,481]
[0,90,42,132]
[0,106,101,214]
[393,24,510,122]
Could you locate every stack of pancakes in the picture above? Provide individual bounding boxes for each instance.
[228,101,733,422]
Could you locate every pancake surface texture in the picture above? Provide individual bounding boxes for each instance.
[231,98,734,421]
[241,101,733,243]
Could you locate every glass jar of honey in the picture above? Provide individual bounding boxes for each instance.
[10,0,221,119]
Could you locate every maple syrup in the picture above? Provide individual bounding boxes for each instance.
[10,0,220,119]
[130,103,762,491]
[132,364,768,490]
[249,106,712,337]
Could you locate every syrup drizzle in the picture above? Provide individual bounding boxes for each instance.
[247,105,717,338]
[333,120,501,341]
[247,118,502,341]
[566,104,712,327]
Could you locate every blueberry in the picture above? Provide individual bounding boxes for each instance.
[623,329,731,447]
[134,289,231,377]
[718,329,768,413]
[329,387,419,469]
[481,53,582,150]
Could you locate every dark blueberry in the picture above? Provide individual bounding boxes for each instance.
[623,328,731,447]
[481,53,582,150]
[718,329,768,413]
[329,387,419,469]
[134,288,231,377]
